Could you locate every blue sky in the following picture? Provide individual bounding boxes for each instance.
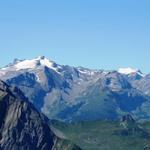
[0,0,149,73]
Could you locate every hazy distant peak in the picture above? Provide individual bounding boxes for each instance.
[118,67,144,76]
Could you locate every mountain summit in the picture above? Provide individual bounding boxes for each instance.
[118,67,143,76]
[1,56,61,72]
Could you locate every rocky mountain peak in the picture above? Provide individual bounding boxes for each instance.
[121,114,135,123]
[0,80,81,150]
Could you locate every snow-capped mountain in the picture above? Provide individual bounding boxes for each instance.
[0,56,62,75]
[0,56,149,122]
[118,67,144,76]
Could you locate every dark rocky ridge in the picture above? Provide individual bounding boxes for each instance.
[0,80,81,150]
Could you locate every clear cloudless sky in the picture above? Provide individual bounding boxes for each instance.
[0,0,149,73]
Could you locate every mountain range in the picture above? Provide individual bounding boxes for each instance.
[0,56,150,122]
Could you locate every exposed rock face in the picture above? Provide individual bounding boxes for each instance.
[0,81,81,150]
[121,114,135,123]
[119,114,150,138]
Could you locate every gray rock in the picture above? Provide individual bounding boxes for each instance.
[0,81,81,150]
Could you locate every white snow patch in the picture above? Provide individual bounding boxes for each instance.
[78,69,96,76]
[15,59,38,70]
[10,56,61,74]
[1,67,9,70]
[40,58,59,73]
[118,68,138,75]
[36,74,41,82]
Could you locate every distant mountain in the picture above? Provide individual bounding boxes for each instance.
[0,56,149,122]
[118,67,143,76]
[0,80,81,150]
